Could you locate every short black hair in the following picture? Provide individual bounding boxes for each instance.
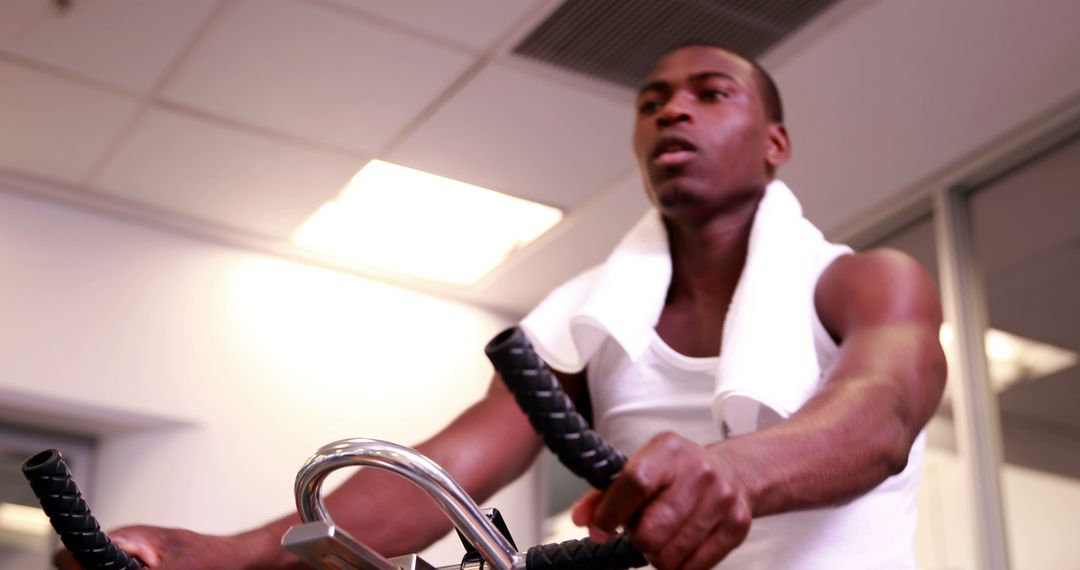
[655,42,784,124]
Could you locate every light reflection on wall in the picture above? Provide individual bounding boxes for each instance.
[220,256,506,446]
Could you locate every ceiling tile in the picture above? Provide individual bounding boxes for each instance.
[318,0,542,52]
[92,108,364,237]
[388,62,634,210]
[0,0,220,94]
[0,0,47,42]
[161,0,476,155]
[0,61,139,184]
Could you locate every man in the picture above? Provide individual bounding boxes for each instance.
[58,44,945,569]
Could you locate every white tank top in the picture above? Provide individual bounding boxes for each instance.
[587,322,925,569]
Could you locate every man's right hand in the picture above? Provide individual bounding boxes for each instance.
[53,525,284,570]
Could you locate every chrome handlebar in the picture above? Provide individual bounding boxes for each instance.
[285,438,525,570]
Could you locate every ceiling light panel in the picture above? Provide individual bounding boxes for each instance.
[294,160,563,285]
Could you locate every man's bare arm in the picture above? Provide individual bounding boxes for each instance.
[575,249,947,569]
[718,248,946,514]
[58,373,552,569]
[243,374,551,567]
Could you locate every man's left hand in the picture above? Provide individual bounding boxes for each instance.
[570,432,752,570]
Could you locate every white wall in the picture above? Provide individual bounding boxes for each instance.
[917,443,1080,570]
[0,187,542,564]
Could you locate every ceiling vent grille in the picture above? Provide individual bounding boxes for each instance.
[513,0,841,89]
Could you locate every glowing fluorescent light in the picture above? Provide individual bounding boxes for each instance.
[940,324,1079,391]
[294,160,563,285]
[985,330,1016,360]
[0,502,51,536]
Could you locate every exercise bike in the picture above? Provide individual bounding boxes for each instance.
[23,327,649,570]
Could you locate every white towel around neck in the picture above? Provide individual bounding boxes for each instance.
[520,180,851,430]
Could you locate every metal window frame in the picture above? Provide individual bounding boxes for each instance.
[939,106,1080,570]
[934,187,1010,570]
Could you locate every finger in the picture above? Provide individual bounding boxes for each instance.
[678,531,741,570]
[590,473,656,534]
[587,525,612,543]
[110,528,166,567]
[571,489,613,542]
[590,452,671,534]
[647,491,723,569]
[52,548,83,570]
[570,488,603,527]
[625,478,701,563]
[677,503,752,570]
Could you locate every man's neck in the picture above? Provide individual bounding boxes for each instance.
[664,192,761,305]
[655,190,763,357]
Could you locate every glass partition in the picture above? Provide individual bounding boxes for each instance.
[967,134,1080,569]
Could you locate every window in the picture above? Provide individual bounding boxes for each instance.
[0,423,94,570]
[967,134,1080,569]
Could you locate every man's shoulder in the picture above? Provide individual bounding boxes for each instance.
[814,248,940,338]
[818,248,929,289]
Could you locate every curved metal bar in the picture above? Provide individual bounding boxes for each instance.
[294,438,522,570]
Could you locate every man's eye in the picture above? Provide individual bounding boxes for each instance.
[699,89,730,102]
[638,100,663,115]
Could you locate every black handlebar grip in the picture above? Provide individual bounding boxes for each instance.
[487,327,647,570]
[22,449,143,569]
[485,326,627,489]
[526,535,647,570]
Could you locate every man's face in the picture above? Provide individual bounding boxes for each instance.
[633,46,786,221]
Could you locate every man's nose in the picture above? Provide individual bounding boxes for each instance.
[657,95,692,127]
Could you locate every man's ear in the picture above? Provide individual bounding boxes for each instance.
[765,123,791,171]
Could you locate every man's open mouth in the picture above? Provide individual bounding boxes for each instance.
[652,136,698,166]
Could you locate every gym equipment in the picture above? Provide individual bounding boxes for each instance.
[25,326,647,570]
[280,326,645,569]
[21,449,143,569]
